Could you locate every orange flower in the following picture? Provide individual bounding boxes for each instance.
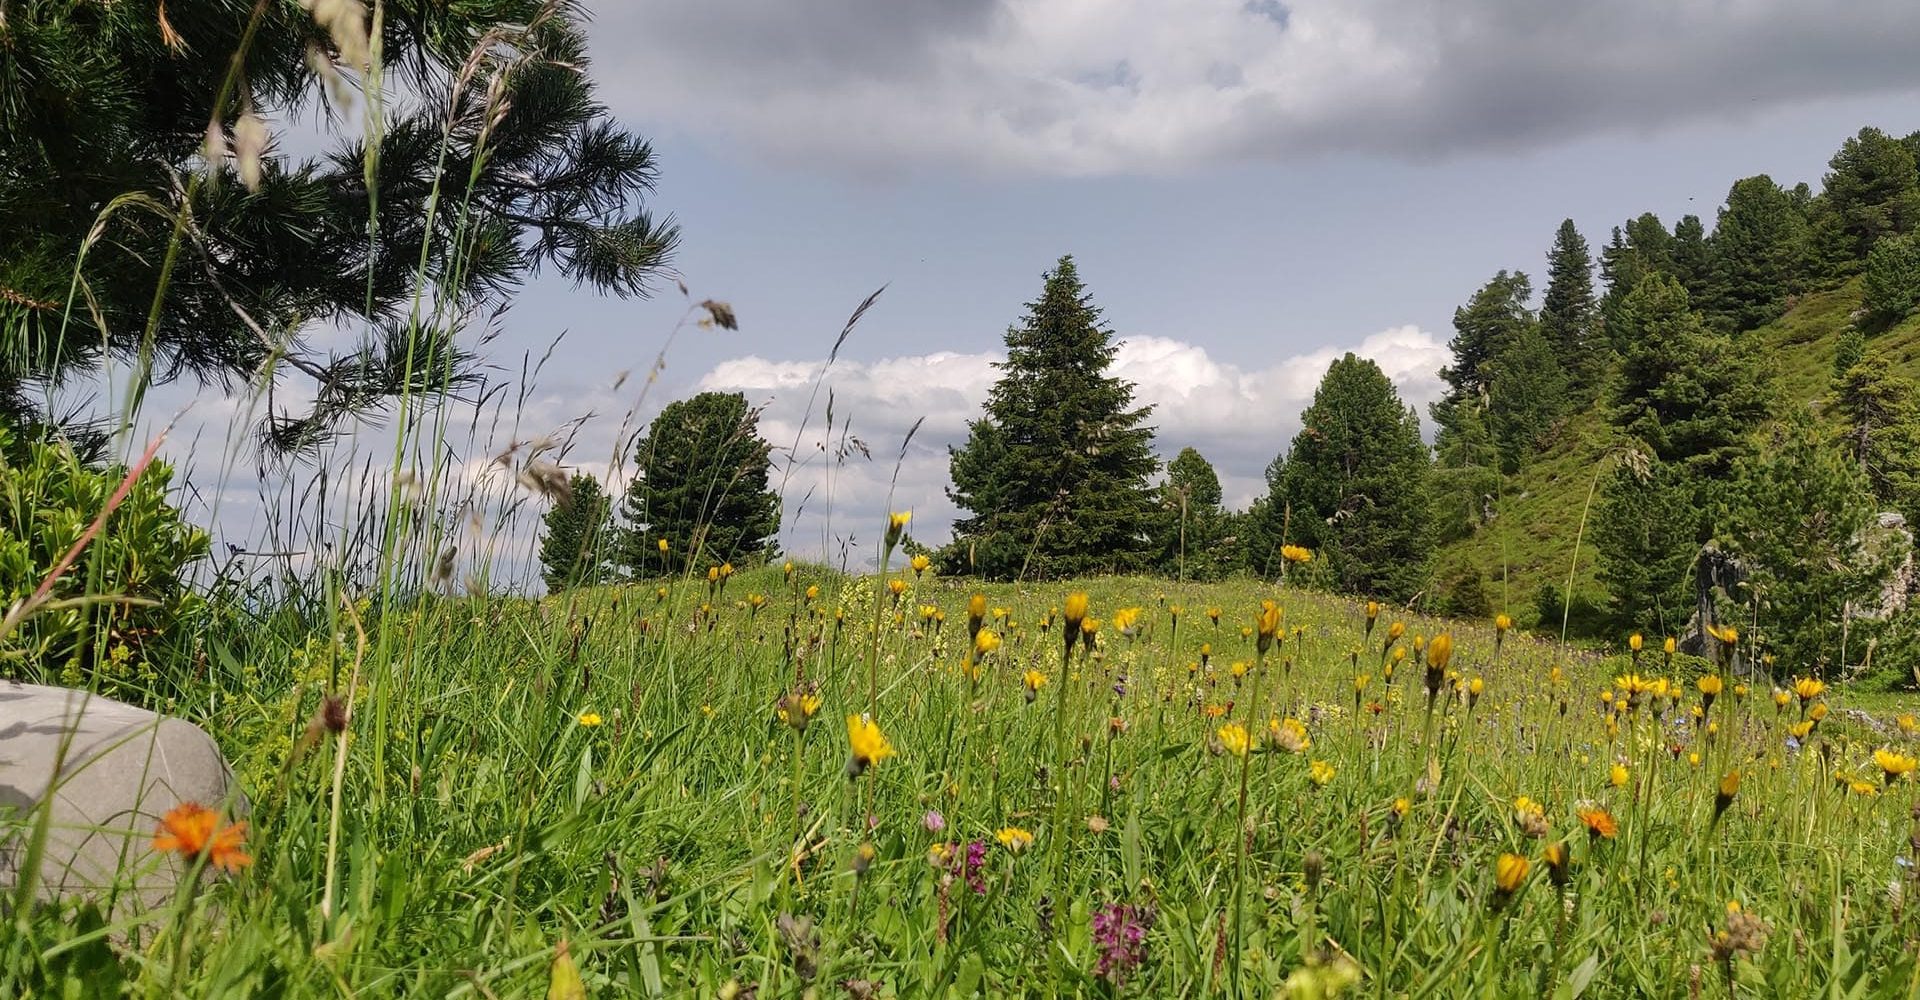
[152,802,252,871]
[1575,804,1618,840]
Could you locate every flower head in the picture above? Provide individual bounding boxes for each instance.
[1492,852,1530,903]
[152,802,252,872]
[777,691,822,732]
[1216,722,1252,758]
[1874,748,1917,784]
[577,711,603,727]
[1268,716,1312,753]
[1090,903,1155,986]
[1281,544,1313,564]
[1793,677,1826,703]
[1425,632,1453,672]
[995,826,1035,854]
[846,714,896,775]
[1308,759,1335,786]
[1576,804,1618,840]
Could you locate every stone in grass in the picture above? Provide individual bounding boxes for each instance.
[0,681,248,914]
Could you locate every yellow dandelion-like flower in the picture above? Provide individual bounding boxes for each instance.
[577,711,603,727]
[1217,722,1252,758]
[1308,759,1335,786]
[1874,748,1917,784]
[995,827,1035,854]
[847,714,896,773]
[1268,716,1311,753]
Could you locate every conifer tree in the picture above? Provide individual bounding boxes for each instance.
[947,256,1159,579]
[539,474,612,593]
[1257,355,1429,599]
[1612,274,1768,473]
[1701,175,1807,332]
[1830,350,1920,525]
[1808,126,1920,277]
[1157,446,1228,580]
[1593,458,1701,635]
[619,392,780,572]
[1861,233,1920,328]
[1670,214,1712,303]
[1540,219,1600,383]
[1435,270,1562,473]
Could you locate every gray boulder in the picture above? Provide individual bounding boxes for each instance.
[0,681,246,913]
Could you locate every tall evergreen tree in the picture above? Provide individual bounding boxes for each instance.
[1593,458,1701,635]
[1725,414,1894,670]
[1860,233,1920,328]
[1598,226,1646,352]
[1611,274,1769,473]
[1257,355,1429,600]
[1438,271,1533,401]
[539,474,612,593]
[1669,214,1712,303]
[1156,446,1228,580]
[1701,175,1808,332]
[619,391,779,573]
[1624,212,1674,275]
[1829,350,1920,525]
[947,256,1159,579]
[0,1,677,449]
[1435,270,1561,472]
[1809,126,1920,275]
[1540,219,1600,381]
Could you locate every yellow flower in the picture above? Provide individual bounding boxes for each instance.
[656,537,670,553]
[1353,673,1371,693]
[1772,689,1792,709]
[577,711,603,727]
[1793,677,1826,703]
[1387,621,1406,642]
[1809,702,1829,723]
[1609,763,1629,788]
[1256,600,1282,639]
[995,827,1035,854]
[846,714,896,772]
[1217,722,1252,758]
[1281,544,1313,564]
[1022,669,1048,694]
[1268,716,1311,753]
[1468,677,1485,698]
[1512,796,1545,824]
[1391,797,1411,818]
[777,691,822,731]
[1308,760,1335,786]
[1426,632,1454,672]
[973,629,1002,657]
[888,578,907,598]
[1874,748,1918,783]
[805,584,820,602]
[1494,613,1512,634]
[1697,675,1724,697]
[1663,636,1677,655]
[1493,853,1530,894]
[1063,592,1088,627]
[1628,633,1643,652]
[910,554,931,574]
[1112,606,1143,635]
[1851,780,1879,797]
[1788,720,1814,739]
[1365,601,1381,623]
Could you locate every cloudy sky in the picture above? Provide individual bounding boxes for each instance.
[143,0,1920,583]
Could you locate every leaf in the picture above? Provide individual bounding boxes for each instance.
[574,746,593,811]
[1562,952,1599,999]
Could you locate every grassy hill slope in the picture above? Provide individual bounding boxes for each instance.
[1436,279,1920,632]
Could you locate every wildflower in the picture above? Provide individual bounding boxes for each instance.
[1425,632,1453,672]
[995,827,1035,855]
[887,579,907,600]
[1112,606,1143,637]
[1268,716,1311,753]
[1063,591,1088,651]
[152,802,252,872]
[1281,544,1313,564]
[1022,669,1048,703]
[846,715,896,777]
[974,629,1002,658]
[1217,722,1252,758]
[577,711,603,727]
[1788,720,1814,739]
[1513,796,1549,838]
[1708,904,1771,965]
[923,810,946,833]
[1090,903,1154,986]
[1874,748,1918,784]
[910,554,931,576]
[851,842,878,876]
[1467,676,1485,707]
[1354,673,1371,694]
[1256,601,1282,655]
[1576,804,1618,840]
[1898,714,1918,735]
[1772,689,1791,711]
[1852,780,1879,797]
[1391,797,1411,820]
[1207,607,1222,626]
[1494,613,1512,635]
[777,691,822,732]
[885,511,911,547]
[1713,770,1740,822]
[1793,676,1825,705]
[1308,760,1335,786]
[1609,763,1629,788]
[1543,842,1571,887]
[1629,633,1643,653]
[1491,853,1530,907]
[1663,636,1677,656]
[657,537,670,554]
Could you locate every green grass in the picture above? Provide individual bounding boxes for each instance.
[7,564,1920,996]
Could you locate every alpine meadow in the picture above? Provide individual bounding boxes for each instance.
[8,3,1920,998]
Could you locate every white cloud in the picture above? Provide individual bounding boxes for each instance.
[592,0,1920,176]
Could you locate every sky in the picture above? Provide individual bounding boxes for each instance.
[135,0,1920,585]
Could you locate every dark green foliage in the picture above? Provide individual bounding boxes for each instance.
[1434,270,1564,473]
[1592,458,1700,635]
[1541,220,1600,383]
[1860,233,1920,328]
[1438,270,1533,400]
[1610,275,1769,473]
[0,422,208,694]
[1483,322,1566,473]
[619,392,779,572]
[1808,127,1920,277]
[1429,556,1492,619]
[1701,175,1807,331]
[1156,446,1231,580]
[1670,214,1712,302]
[539,473,612,593]
[1257,354,1429,600]
[0,0,677,449]
[1724,414,1894,670]
[947,256,1160,579]
[1828,350,1920,526]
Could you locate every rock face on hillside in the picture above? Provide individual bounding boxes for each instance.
[0,682,246,913]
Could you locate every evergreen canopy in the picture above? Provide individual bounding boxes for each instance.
[947,256,1159,579]
[619,391,779,573]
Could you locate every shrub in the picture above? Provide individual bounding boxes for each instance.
[1861,233,1920,328]
[0,423,209,696]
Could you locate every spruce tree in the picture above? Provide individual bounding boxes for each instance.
[1830,351,1920,525]
[619,391,780,572]
[1701,175,1808,332]
[539,474,612,593]
[1593,458,1701,635]
[1860,233,1920,328]
[1435,270,1561,473]
[1611,274,1768,473]
[1670,214,1712,303]
[1725,414,1894,669]
[1257,354,1429,600]
[947,256,1159,579]
[1598,226,1647,353]
[1157,446,1228,580]
[1541,220,1599,377]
